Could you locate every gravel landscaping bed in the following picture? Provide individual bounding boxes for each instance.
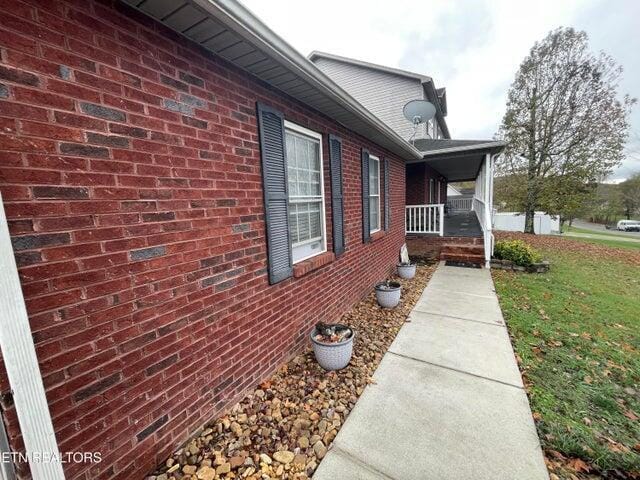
[149,262,436,480]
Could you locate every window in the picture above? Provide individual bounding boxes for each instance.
[284,121,326,263]
[369,155,380,233]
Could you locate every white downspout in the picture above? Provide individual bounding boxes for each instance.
[0,193,65,480]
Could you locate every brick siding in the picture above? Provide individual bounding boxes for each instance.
[0,1,407,479]
[405,162,447,206]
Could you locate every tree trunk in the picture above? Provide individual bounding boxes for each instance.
[524,208,536,233]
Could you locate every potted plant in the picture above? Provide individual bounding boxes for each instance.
[310,322,355,371]
[375,280,401,308]
[397,262,416,279]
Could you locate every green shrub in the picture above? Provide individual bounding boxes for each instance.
[494,239,542,267]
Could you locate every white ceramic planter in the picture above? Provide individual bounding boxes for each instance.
[397,263,416,279]
[310,327,355,371]
[375,281,401,308]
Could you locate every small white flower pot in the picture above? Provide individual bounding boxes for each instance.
[375,281,401,308]
[310,326,355,371]
[397,263,416,279]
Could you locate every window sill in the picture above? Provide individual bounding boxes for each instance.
[370,230,386,242]
[293,251,335,278]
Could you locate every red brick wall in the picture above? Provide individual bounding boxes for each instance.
[0,1,406,479]
[405,162,446,205]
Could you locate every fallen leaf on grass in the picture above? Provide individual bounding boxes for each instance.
[566,458,591,473]
[623,409,639,421]
[547,450,566,460]
[603,436,631,453]
[583,375,593,384]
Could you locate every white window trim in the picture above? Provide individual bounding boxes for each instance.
[284,120,327,264]
[369,154,381,234]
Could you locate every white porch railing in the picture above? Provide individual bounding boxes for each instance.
[472,154,497,267]
[405,204,444,236]
[447,197,473,212]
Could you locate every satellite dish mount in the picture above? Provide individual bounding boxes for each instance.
[403,100,436,144]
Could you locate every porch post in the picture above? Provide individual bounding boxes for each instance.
[484,153,492,267]
[0,193,65,480]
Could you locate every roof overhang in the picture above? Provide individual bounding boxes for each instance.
[408,139,505,182]
[119,0,423,161]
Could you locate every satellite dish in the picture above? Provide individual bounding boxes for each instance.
[403,99,436,125]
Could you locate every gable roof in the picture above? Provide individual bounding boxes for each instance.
[120,0,423,161]
[309,51,434,83]
[308,51,450,138]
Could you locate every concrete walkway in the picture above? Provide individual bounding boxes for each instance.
[314,263,549,480]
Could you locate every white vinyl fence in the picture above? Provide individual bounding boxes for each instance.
[493,212,560,235]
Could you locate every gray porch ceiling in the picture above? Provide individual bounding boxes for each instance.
[119,0,423,161]
[411,139,505,182]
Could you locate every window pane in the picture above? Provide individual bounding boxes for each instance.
[370,197,380,231]
[286,134,297,196]
[286,131,321,199]
[289,203,299,243]
[369,158,379,195]
[297,203,310,241]
[309,202,321,239]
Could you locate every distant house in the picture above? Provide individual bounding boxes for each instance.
[447,184,463,196]
[0,1,503,479]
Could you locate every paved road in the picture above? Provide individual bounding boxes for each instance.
[573,219,640,238]
[314,263,549,480]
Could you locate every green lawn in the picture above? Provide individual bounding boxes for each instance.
[493,245,640,476]
[564,225,635,238]
[562,226,640,251]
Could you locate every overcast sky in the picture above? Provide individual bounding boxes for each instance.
[242,0,640,182]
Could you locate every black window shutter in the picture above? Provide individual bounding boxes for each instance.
[384,158,390,231]
[361,148,370,243]
[256,103,293,284]
[329,134,345,256]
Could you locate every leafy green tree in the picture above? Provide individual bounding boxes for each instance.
[618,172,640,219]
[498,27,635,233]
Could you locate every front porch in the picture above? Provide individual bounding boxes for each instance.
[404,138,505,266]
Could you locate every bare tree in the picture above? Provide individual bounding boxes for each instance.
[498,27,635,233]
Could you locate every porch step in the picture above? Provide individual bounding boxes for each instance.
[440,252,485,265]
[441,243,484,255]
[440,243,485,266]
